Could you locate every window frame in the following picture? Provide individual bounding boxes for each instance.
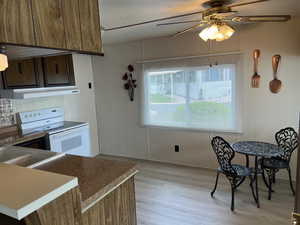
[141,58,243,134]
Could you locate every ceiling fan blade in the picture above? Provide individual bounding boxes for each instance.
[102,10,205,31]
[157,20,204,26]
[232,15,291,23]
[229,0,269,8]
[172,23,205,37]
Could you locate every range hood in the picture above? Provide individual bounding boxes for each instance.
[0,86,80,99]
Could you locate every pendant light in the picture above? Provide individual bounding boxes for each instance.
[0,46,8,71]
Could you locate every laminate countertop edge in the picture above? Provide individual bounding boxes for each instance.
[16,177,78,220]
[81,167,138,212]
[0,163,78,220]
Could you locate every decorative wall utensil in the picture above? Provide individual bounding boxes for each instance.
[251,49,261,88]
[122,65,137,101]
[269,54,282,94]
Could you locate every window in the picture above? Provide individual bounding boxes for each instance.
[142,62,242,132]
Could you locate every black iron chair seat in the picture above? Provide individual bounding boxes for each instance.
[260,158,289,169]
[218,164,252,177]
[259,127,298,200]
[211,136,256,211]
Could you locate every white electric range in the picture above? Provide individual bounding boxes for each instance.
[17,107,92,157]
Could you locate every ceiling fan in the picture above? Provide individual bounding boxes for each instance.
[102,0,291,42]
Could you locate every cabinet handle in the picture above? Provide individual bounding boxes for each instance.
[18,63,23,74]
[55,64,59,74]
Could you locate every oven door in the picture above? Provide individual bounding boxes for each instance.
[48,125,91,157]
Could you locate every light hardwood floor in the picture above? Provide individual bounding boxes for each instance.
[97,155,294,225]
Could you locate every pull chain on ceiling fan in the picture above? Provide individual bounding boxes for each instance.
[102,0,291,42]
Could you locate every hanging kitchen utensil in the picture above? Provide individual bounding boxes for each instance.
[251,49,261,88]
[269,54,282,94]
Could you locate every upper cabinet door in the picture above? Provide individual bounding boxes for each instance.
[2,59,40,89]
[61,0,82,50]
[42,55,75,87]
[78,0,102,53]
[0,0,35,45]
[31,0,66,49]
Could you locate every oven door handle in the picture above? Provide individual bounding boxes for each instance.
[50,126,87,137]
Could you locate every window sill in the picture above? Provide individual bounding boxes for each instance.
[141,124,243,135]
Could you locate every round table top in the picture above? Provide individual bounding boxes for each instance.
[232,141,282,157]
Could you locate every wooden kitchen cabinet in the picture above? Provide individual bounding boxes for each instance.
[62,0,82,50]
[1,55,75,89]
[2,59,40,89]
[78,0,102,53]
[42,55,75,87]
[31,0,67,49]
[0,0,102,54]
[0,0,35,45]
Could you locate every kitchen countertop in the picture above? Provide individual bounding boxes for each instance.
[0,163,78,220]
[36,155,138,211]
[0,130,46,147]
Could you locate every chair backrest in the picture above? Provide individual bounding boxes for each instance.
[275,127,298,162]
[211,136,237,176]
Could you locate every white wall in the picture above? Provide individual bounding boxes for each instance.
[13,54,100,156]
[93,43,148,159]
[93,18,300,180]
[64,54,100,156]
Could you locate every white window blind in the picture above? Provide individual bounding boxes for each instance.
[141,54,243,133]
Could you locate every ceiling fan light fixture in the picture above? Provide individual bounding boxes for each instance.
[207,24,219,40]
[199,27,210,41]
[199,23,235,42]
[216,32,225,41]
[219,24,235,38]
[0,46,8,72]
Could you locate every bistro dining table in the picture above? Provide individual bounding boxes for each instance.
[232,141,282,208]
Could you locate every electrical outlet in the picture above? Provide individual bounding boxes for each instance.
[174,145,179,152]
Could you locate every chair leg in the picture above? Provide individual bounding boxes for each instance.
[262,169,269,188]
[231,183,235,211]
[268,170,273,200]
[273,173,276,184]
[288,167,295,195]
[262,169,274,192]
[249,176,257,203]
[211,171,220,197]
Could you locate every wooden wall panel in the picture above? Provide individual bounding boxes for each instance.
[0,0,35,45]
[31,0,66,49]
[78,0,102,53]
[24,187,83,225]
[82,177,137,225]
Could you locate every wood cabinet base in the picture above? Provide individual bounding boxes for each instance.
[0,177,137,225]
[82,177,137,225]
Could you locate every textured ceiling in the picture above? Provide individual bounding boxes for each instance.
[100,0,300,44]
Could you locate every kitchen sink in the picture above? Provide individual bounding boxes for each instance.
[0,146,64,168]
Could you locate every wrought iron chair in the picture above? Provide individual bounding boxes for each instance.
[261,127,298,200]
[210,136,256,211]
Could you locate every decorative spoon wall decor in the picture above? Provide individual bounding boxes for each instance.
[251,49,261,88]
[269,54,282,94]
[122,65,137,101]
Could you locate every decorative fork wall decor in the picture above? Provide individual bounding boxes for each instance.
[251,49,261,88]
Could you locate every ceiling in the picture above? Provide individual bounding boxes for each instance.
[100,0,300,44]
